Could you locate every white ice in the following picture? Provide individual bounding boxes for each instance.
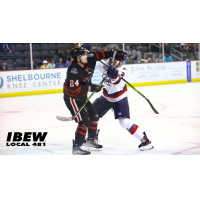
[0,82,200,155]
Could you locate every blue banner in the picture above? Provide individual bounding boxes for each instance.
[187,61,191,82]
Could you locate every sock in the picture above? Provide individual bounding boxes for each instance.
[128,124,144,141]
[119,118,144,141]
[88,121,98,138]
[75,125,87,146]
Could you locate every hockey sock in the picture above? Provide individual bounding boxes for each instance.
[88,121,98,138]
[75,125,87,146]
[119,118,144,141]
[128,124,144,141]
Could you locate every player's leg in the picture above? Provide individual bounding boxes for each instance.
[84,96,111,150]
[63,93,91,155]
[113,97,154,151]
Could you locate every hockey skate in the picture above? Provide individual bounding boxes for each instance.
[83,130,103,151]
[72,140,91,155]
[138,132,154,151]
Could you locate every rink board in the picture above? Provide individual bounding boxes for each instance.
[0,61,199,97]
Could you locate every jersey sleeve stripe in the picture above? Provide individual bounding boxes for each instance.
[94,51,99,60]
[101,51,105,59]
[111,76,120,84]
[113,77,121,85]
[103,87,127,98]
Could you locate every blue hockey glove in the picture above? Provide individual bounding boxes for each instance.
[107,66,118,79]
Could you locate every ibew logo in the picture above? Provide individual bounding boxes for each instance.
[6,132,48,146]
[0,76,4,89]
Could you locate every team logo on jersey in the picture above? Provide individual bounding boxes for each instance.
[0,76,4,89]
[71,68,78,74]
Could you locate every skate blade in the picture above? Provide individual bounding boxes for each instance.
[72,152,91,155]
[140,144,154,151]
[86,147,102,151]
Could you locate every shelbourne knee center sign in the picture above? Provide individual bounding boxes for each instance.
[0,68,67,96]
[0,68,103,97]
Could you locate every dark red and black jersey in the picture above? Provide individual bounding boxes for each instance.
[64,51,113,99]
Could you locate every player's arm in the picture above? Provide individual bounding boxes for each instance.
[95,60,108,72]
[93,51,113,61]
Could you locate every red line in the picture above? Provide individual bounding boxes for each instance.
[130,102,166,118]
[181,141,200,145]
[172,146,200,155]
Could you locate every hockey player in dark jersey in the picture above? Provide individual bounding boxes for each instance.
[63,47,121,155]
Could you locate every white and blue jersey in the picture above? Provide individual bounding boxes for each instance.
[95,60,128,102]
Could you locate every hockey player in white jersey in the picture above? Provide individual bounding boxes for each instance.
[85,51,154,151]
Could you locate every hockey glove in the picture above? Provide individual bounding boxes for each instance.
[112,50,127,61]
[107,66,118,79]
[88,84,101,93]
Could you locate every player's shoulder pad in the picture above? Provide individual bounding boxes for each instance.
[70,67,78,74]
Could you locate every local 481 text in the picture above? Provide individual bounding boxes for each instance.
[6,132,48,146]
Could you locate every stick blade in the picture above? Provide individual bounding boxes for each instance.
[146,99,159,114]
[56,115,73,121]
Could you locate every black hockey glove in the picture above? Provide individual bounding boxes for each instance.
[107,66,118,79]
[88,84,101,93]
[112,50,127,61]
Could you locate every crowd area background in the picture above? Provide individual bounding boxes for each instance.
[0,43,199,71]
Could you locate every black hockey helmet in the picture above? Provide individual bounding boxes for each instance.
[70,47,87,59]
[114,51,127,61]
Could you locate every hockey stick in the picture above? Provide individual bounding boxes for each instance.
[99,60,159,114]
[56,61,119,121]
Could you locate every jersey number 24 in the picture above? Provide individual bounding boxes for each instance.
[70,80,79,87]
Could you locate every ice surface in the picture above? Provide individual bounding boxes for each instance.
[0,82,200,155]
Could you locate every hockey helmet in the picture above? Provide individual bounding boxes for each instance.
[70,47,87,59]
